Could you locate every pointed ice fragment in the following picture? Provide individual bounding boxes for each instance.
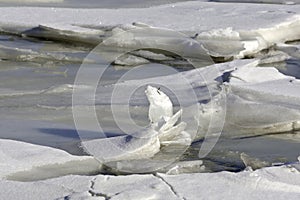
[145,85,173,123]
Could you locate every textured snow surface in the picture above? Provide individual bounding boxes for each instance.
[0,149,299,200]
[0,2,299,32]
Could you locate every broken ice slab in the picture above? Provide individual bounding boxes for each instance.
[224,63,300,137]
[145,85,173,123]
[0,43,84,63]
[0,1,299,60]
[114,54,150,66]
[240,153,270,170]
[0,139,102,181]
[22,24,104,46]
[82,130,160,163]
[80,85,191,170]
[165,160,205,175]
[108,59,300,138]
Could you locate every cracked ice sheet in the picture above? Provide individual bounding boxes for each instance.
[159,164,300,200]
[0,2,299,34]
[0,139,101,180]
[0,2,300,59]
[0,175,94,200]
[0,174,180,200]
[0,164,299,200]
[90,174,181,200]
[0,174,181,200]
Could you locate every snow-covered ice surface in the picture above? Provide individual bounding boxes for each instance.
[0,0,300,199]
[0,145,299,200]
[0,1,299,31]
[0,0,299,59]
[0,137,299,199]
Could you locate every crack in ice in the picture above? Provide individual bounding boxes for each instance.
[88,177,111,200]
[155,173,187,200]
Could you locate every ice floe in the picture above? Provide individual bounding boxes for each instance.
[0,139,101,180]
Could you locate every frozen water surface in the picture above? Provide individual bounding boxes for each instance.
[0,0,299,199]
[0,0,197,8]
